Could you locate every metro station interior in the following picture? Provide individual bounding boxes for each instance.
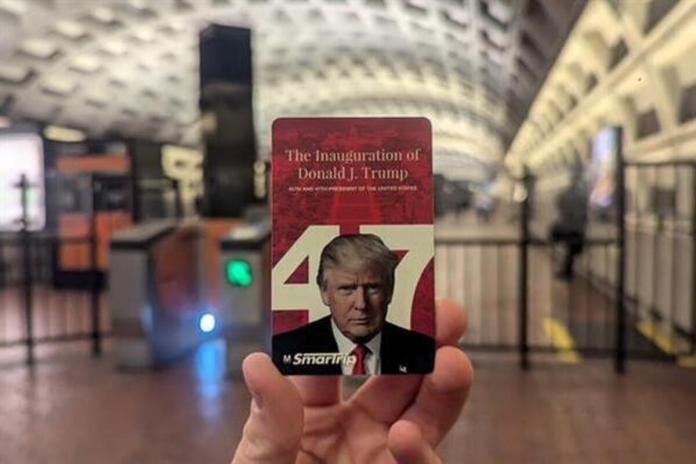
[1,0,696,462]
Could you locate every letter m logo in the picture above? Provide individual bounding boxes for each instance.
[283,354,292,364]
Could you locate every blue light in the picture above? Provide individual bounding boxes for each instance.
[199,313,216,333]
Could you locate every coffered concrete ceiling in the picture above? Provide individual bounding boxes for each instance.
[0,0,584,181]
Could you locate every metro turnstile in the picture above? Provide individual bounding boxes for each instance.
[109,220,202,368]
[218,223,270,376]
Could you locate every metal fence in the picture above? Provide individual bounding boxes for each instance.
[0,175,107,364]
[434,236,634,369]
[435,161,696,371]
[4,160,696,371]
[624,162,696,361]
[0,170,187,365]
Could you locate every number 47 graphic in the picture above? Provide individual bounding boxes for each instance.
[272,225,433,329]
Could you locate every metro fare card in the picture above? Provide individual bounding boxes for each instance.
[271,117,435,376]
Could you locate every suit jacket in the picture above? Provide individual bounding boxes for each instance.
[272,315,435,375]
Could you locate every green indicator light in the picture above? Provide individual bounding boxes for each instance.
[226,259,253,287]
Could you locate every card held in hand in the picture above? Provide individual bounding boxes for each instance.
[271,117,435,376]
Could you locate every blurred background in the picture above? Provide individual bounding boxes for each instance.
[1,0,696,462]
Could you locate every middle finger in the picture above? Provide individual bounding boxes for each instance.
[291,375,342,407]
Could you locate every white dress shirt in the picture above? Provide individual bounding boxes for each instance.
[330,318,382,375]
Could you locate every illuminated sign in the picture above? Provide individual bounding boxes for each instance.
[225,259,253,287]
[0,133,45,230]
[589,126,621,211]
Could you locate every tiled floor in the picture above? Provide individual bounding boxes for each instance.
[1,341,695,463]
[0,286,110,345]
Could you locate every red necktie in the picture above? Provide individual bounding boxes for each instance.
[351,344,369,375]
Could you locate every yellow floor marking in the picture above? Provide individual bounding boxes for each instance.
[677,356,696,368]
[636,321,696,368]
[543,317,582,364]
[636,321,676,354]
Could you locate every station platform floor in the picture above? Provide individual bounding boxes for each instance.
[0,340,695,464]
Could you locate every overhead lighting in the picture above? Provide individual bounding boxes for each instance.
[102,39,127,56]
[71,54,101,73]
[44,125,86,143]
[0,64,31,83]
[41,76,77,96]
[0,0,26,15]
[407,0,429,8]
[513,183,528,203]
[133,28,155,43]
[92,7,115,23]
[54,20,87,39]
[20,39,59,59]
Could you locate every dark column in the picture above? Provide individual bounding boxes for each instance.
[89,175,102,356]
[18,175,34,365]
[199,24,256,218]
[691,164,696,355]
[519,168,531,370]
[615,127,626,374]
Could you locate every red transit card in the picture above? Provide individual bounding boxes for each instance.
[271,117,435,376]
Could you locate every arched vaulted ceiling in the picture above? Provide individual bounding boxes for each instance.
[506,0,694,176]
[0,0,584,181]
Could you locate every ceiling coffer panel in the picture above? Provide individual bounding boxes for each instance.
[0,0,584,181]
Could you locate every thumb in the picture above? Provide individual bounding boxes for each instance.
[232,353,303,464]
[388,420,442,464]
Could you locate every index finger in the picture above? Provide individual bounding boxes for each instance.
[349,299,468,423]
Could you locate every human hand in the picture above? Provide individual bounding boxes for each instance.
[231,299,473,464]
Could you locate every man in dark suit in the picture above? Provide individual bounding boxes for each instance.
[273,234,434,375]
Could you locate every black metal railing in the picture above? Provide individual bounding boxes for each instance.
[0,235,108,346]
[434,233,682,369]
[4,158,696,373]
[623,162,696,361]
[0,170,187,365]
[0,175,108,364]
[435,161,696,371]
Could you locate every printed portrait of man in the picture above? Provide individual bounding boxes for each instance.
[273,233,435,375]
